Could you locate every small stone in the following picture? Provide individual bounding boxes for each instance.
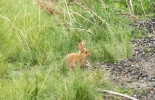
[142,73,148,77]
[147,77,152,81]
[153,84,155,88]
[146,87,153,91]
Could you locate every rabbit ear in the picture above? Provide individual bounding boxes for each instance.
[78,42,84,52]
[81,40,85,47]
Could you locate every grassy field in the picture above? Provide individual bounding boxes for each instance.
[0,0,154,99]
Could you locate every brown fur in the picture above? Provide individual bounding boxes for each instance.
[65,41,91,69]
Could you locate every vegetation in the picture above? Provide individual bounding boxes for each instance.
[0,0,154,99]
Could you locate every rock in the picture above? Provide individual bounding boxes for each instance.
[152,84,155,88]
[141,73,148,77]
[147,77,153,81]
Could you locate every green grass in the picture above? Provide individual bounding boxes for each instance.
[0,64,106,100]
[0,0,152,99]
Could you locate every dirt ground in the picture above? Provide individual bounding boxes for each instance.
[96,18,155,100]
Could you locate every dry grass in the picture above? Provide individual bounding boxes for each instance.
[37,0,59,15]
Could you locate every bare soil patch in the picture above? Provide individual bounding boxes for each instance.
[96,18,155,100]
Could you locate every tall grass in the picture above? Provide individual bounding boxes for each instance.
[0,0,66,65]
[0,65,108,100]
[0,0,104,99]
[63,0,132,62]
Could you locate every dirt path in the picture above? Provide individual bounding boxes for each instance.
[97,19,155,100]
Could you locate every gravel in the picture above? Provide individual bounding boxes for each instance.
[94,18,155,100]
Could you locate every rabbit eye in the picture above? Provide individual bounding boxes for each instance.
[85,52,87,54]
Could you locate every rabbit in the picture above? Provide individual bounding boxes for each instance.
[65,40,91,69]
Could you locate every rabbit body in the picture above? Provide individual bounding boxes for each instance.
[66,41,91,69]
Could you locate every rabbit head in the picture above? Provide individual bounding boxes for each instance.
[78,41,91,59]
